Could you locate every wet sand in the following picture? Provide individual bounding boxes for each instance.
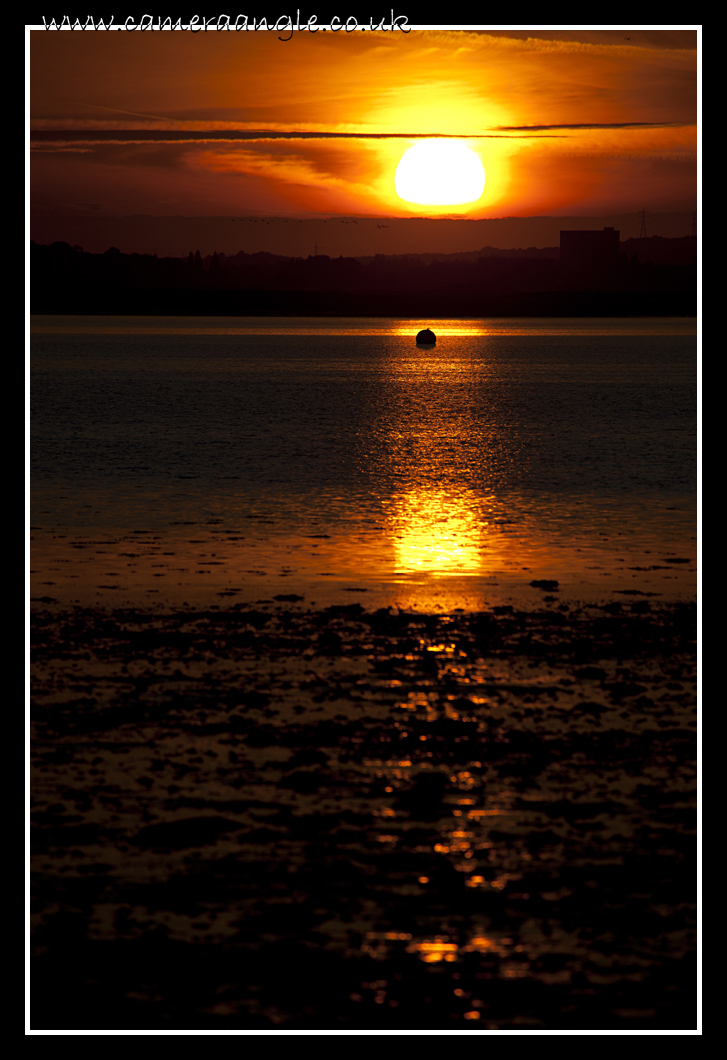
[30,522,696,614]
[31,597,696,1030]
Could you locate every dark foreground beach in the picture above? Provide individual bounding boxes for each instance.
[31,598,696,1031]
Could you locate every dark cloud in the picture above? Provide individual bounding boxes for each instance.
[30,123,687,146]
[495,122,692,132]
[477,29,697,50]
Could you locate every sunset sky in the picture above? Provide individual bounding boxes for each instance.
[29,26,698,251]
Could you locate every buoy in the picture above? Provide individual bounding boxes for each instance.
[416,328,436,345]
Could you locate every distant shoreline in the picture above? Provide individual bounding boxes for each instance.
[31,239,696,318]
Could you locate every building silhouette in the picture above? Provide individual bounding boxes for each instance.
[560,227,620,267]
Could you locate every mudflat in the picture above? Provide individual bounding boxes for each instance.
[30,599,696,1030]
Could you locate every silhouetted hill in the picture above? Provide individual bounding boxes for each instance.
[355,246,561,264]
[30,240,696,316]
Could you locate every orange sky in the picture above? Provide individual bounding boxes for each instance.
[30,27,698,223]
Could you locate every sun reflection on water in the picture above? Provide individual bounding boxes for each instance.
[391,489,483,575]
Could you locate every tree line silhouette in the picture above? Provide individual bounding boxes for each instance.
[31,238,696,316]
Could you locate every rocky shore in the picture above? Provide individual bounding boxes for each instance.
[30,600,696,1030]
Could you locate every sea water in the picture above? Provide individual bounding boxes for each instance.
[30,316,697,609]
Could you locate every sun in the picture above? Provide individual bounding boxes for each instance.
[395,140,486,206]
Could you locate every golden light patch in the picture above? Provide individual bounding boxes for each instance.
[392,488,482,575]
[407,938,459,963]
